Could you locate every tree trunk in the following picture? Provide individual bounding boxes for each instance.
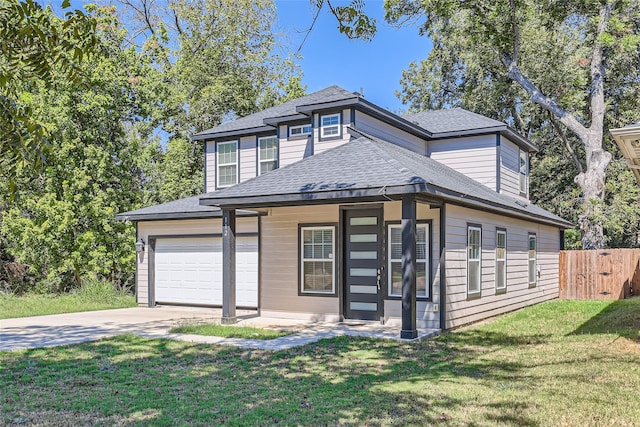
[574,137,611,249]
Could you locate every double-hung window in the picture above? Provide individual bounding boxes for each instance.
[467,225,482,296]
[519,149,528,195]
[289,124,312,138]
[217,141,238,187]
[528,233,537,286]
[388,224,429,298]
[495,229,507,292]
[300,226,335,294]
[320,113,340,138]
[258,136,278,175]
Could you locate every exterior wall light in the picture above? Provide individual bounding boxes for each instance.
[135,238,145,253]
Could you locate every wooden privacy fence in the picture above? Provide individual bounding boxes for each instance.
[559,249,640,300]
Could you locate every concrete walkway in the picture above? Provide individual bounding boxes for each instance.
[0,307,440,352]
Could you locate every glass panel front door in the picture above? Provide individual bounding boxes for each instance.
[344,207,382,321]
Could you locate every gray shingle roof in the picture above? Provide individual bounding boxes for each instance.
[201,132,570,228]
[403,108,506,135]
[115,195,255,221]
[192,86,358,140]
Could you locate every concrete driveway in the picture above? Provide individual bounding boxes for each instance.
[0,306,255,352]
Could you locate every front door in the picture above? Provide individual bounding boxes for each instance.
[344,207,383,321]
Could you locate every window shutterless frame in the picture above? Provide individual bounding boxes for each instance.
[299,225,336,295]
[257,135,278,175]
[216,140,238,188]
[495,228,507,292]
[320,113,340,138]
[528,233,537,286]
[519,149,528,196]
[387,222,430,299]
[289,123,312,138]
[467,224,482,297]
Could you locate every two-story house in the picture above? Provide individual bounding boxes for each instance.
[117,86,571,338]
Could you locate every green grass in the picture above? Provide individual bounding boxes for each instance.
[169,323,292,339]
[1,298,639,426]
[0,281,136,319]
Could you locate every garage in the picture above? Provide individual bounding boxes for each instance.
[153,235,258,308]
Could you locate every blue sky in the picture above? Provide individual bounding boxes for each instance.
[55,1,430,112]
[275,1,431,112]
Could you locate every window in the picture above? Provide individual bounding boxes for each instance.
[300,226,335,294]
[519,149,528,195]
[467,225,482,295]
[496,229,507,291]
[289,124,312,138]
[320,113,340,138]
[388,224,429,298]
[528,234,537,286]
[258,136,278,175]
[217,141,237,187]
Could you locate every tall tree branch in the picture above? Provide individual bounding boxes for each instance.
[549,112,584,173]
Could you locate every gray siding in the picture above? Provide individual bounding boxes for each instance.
[500,136,526,199]
[260,205,340,320]
[428,135,497,191]
[279,124,313,168]
[354,111,427,155]
[240,135,257,182]
[205,141,216,192]
[444,205,559,328]
[136,217,259,306]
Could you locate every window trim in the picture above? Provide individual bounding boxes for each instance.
[216,140,238,189]
[467,224,482,298]
[386,221,431,301]
[528,233,537,287]
[320,112,342,140]
[288,123,312,139]
[519,149,528,197]
[495,228,507,293]
[257,135,278,176]
[298,224,337,297]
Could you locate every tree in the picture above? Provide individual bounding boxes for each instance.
[0,0,97,184]
[327,0,640,249]
[0,6,158,291]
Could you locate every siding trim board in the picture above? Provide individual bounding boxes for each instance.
[439,204,447,329]
[495,133,501,194]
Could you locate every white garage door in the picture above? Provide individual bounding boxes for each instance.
[154,236,258,308]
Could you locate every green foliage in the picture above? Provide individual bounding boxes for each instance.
[0,0,98,183]
[387,0,640,247]
[321,0,377,41]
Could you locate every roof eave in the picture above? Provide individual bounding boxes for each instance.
[191,125,275,141]
[199,183,572,229]
[263,113,309,126]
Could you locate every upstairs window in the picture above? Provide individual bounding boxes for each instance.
[217,141,238,187]
[320,113,340,138]
[496,229,507,292]
[258,136,278,175]
[519,149,528,195]
[467,225,482,296]
[289,124,312,138]
[388,224,429,298]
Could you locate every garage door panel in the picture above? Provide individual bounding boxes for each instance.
[154,236,257,307]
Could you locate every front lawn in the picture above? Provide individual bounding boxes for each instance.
[1,298,639,426]
[0,288,136,320]
[169,323,292,339]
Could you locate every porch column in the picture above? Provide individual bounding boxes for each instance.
[401,195,418,339]
[221,208,237,324]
